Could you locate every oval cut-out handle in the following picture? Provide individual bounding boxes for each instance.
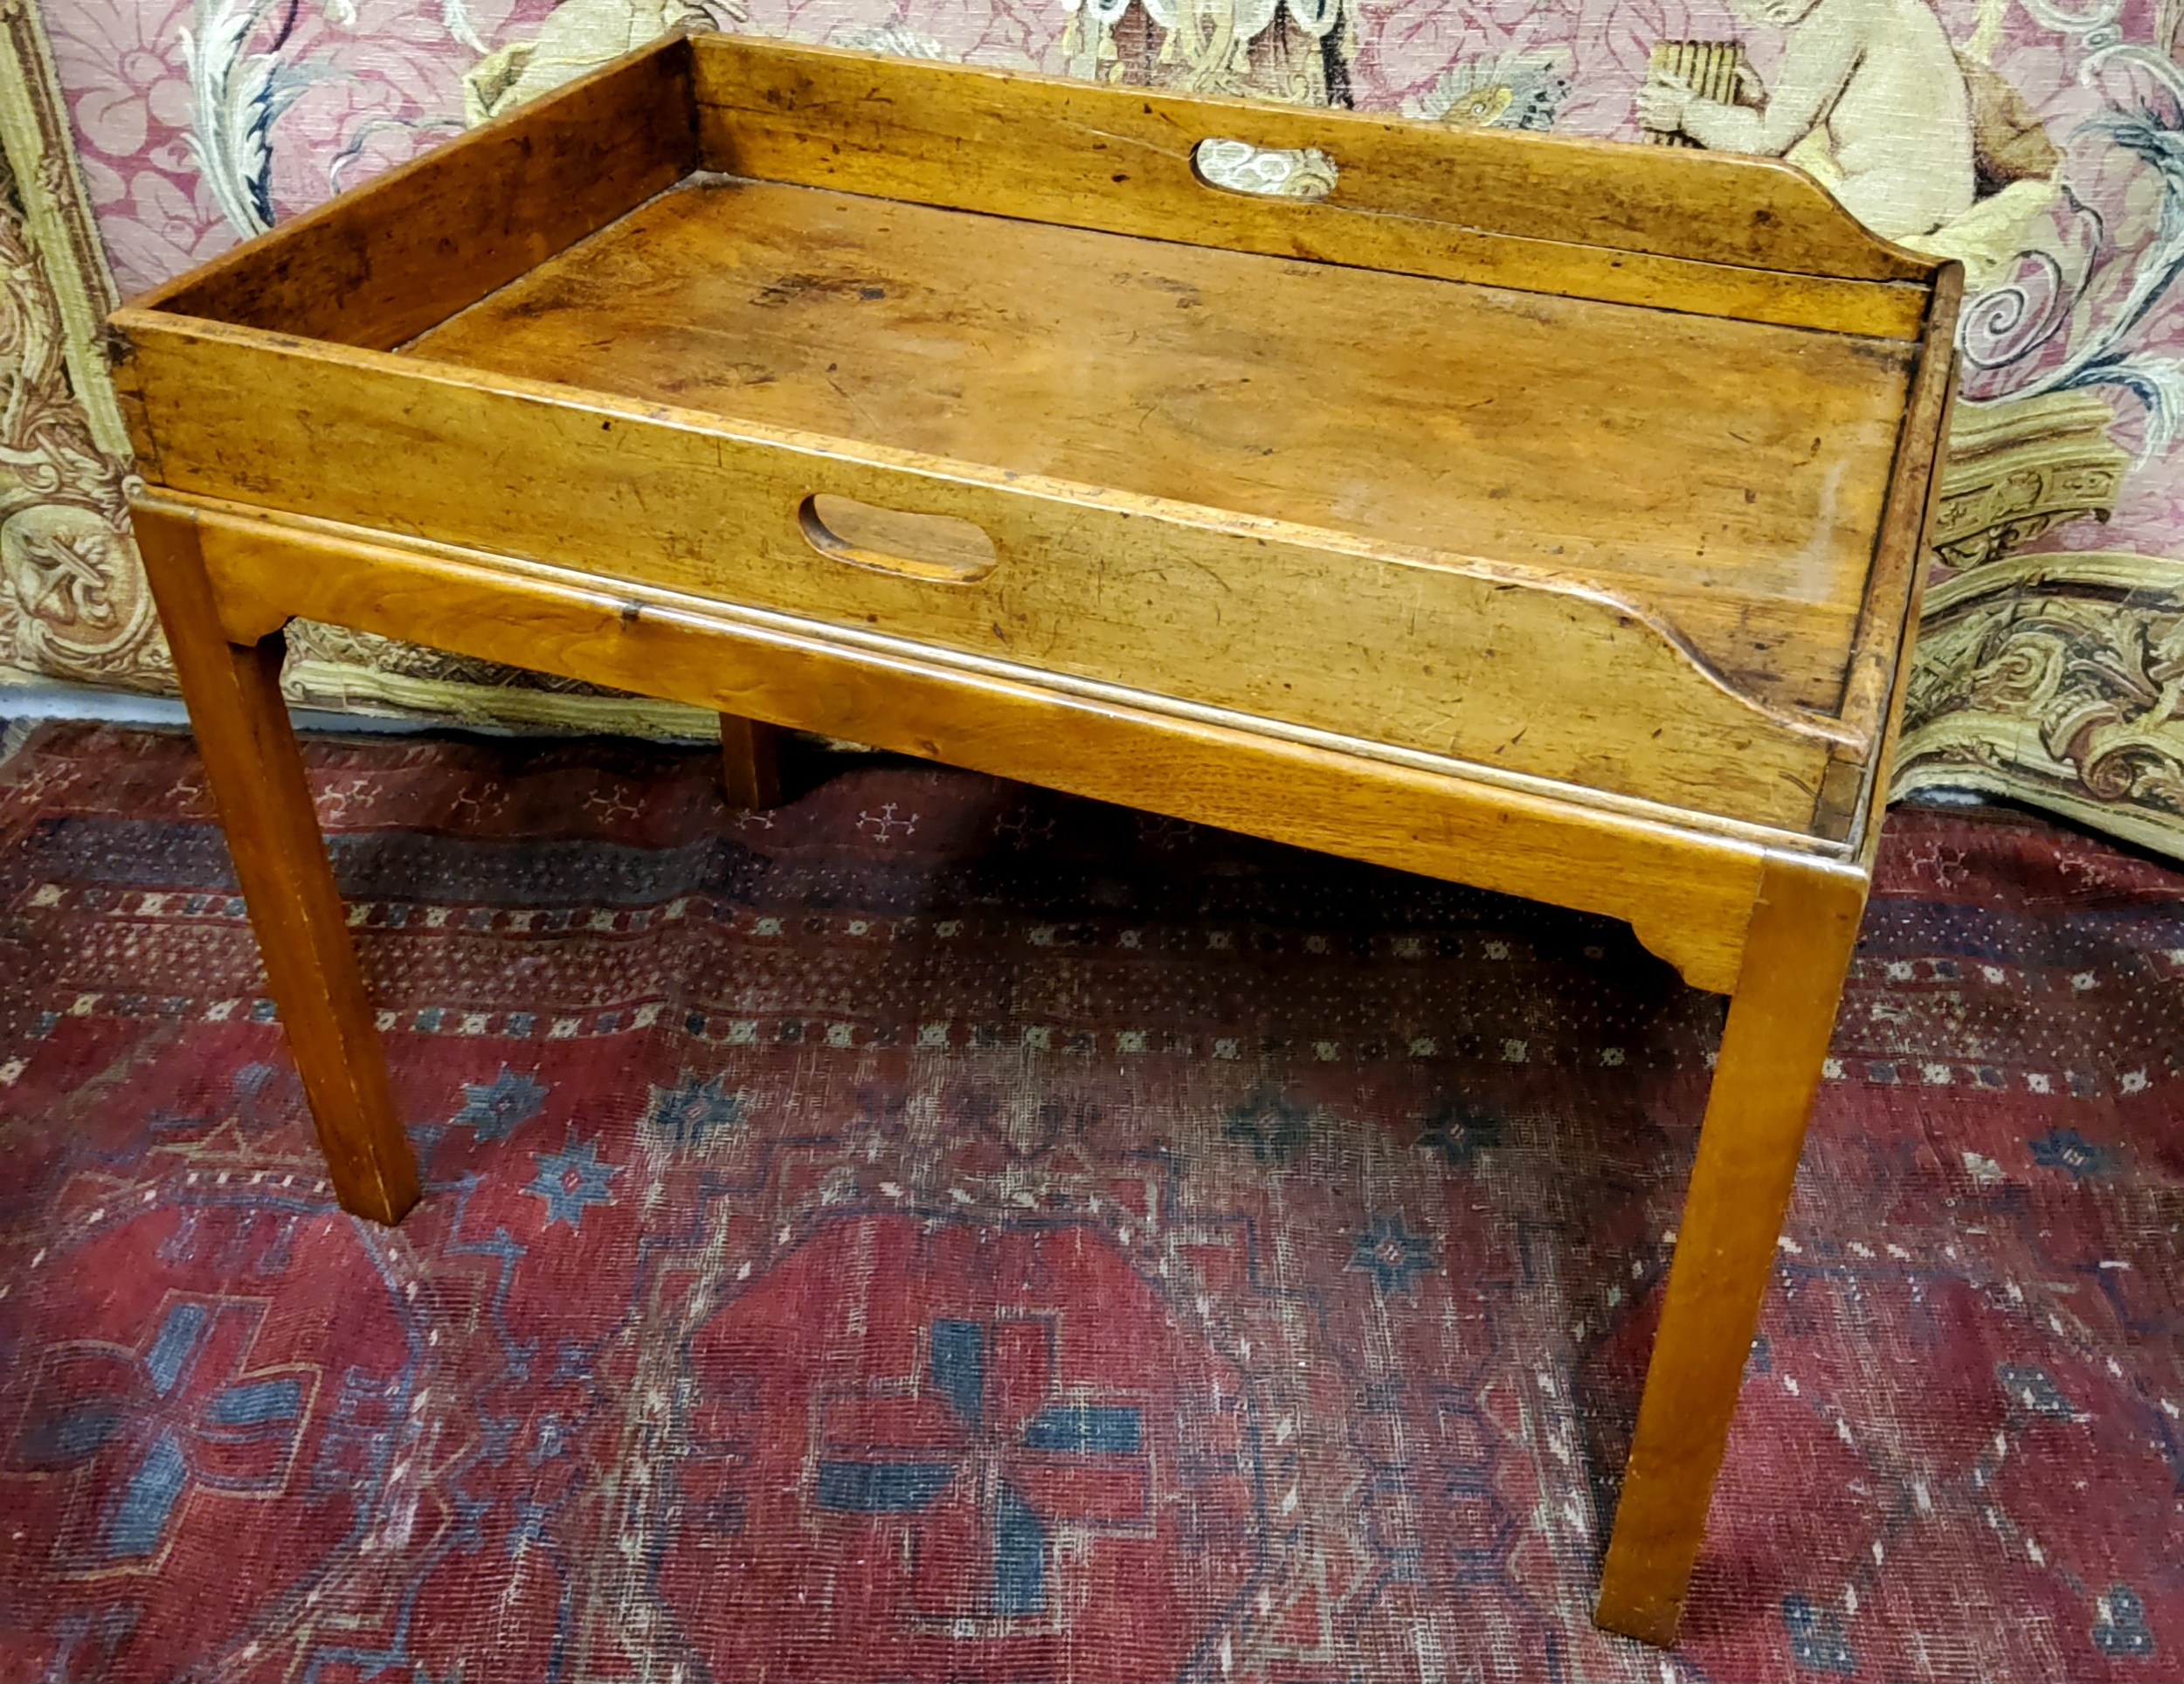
[1192,137,1338,201]
[798,494,999,584]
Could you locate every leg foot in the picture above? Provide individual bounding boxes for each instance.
[719,713,782,809]
[134,507,419,1225]
[1594,854,1867,1645]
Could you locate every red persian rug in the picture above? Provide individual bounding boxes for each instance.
[0,721,2177,1683]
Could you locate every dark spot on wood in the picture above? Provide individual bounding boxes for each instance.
[1845,337,1920,368]
[757,273,892,308]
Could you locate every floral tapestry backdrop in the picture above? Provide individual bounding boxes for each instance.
[13,0,2184,845]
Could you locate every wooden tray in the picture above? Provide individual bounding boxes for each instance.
[108,32,1960,1648]
[113,33,1953,845]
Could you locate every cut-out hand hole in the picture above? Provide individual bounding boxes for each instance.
[1192,137,1338,201]
[798,493,999,584]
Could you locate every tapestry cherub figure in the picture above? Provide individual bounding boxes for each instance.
[1635,0,1977,241]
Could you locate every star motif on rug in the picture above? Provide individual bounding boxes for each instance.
[644,1073,744,1149]
[1348,1214,1438,1296]
[526,1137,619,1229]
[1223,1091,1311,1163]
[1413,1096,1503,1169]
[1784,1592,1858,1675]
[1997,1362,2075,1419]
[2028,1127,2114,1179]
[450,1066,549,1142]
[2093,1584,2155,1655]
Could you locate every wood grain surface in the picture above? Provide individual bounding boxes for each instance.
[153,489,1778,994]
[1593,851,1868,1644]
[111,36,1959,1639]
[691,35,1939,335]
[719,713,782,809]
[411,174,1916,724]
[135,39,697,349]
[1835,272,1966,753]
[129,506,421,1224]
[110,312,1854,834]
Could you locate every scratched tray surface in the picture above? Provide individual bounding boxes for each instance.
[411,175,1911,723]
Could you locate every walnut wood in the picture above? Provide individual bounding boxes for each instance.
[107,312,1856,833]
[408,175,1914,723]
[128,505,420,1225]
[719,713,781,809]
[1593,851,1867,1645]
[135,38,696,351]
[156,490,1771,995]
[691,35,1938,334]
[108,37,1959,1640]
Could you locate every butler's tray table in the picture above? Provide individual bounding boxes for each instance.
[108,31,1961,1647]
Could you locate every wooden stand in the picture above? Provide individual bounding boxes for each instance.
[133,509,419,1225]
[718,714,781,809]
[1593,856,1866,1641]
[110,33,1961,1646]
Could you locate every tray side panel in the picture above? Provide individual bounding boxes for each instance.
[1833,268,1966,752]
[134,38,697,349]
[405,175,1913,719]
[111,316,1842,833]
[162,490,1771,994]
[1843,351,1959,866]
[1806,279,1962,838]
[690,36,1939,335]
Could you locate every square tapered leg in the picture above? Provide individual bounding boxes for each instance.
[1594,854,1866,1644]
[133,507,419,1225]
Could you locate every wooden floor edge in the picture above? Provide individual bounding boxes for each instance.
[142,490,1780,994]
